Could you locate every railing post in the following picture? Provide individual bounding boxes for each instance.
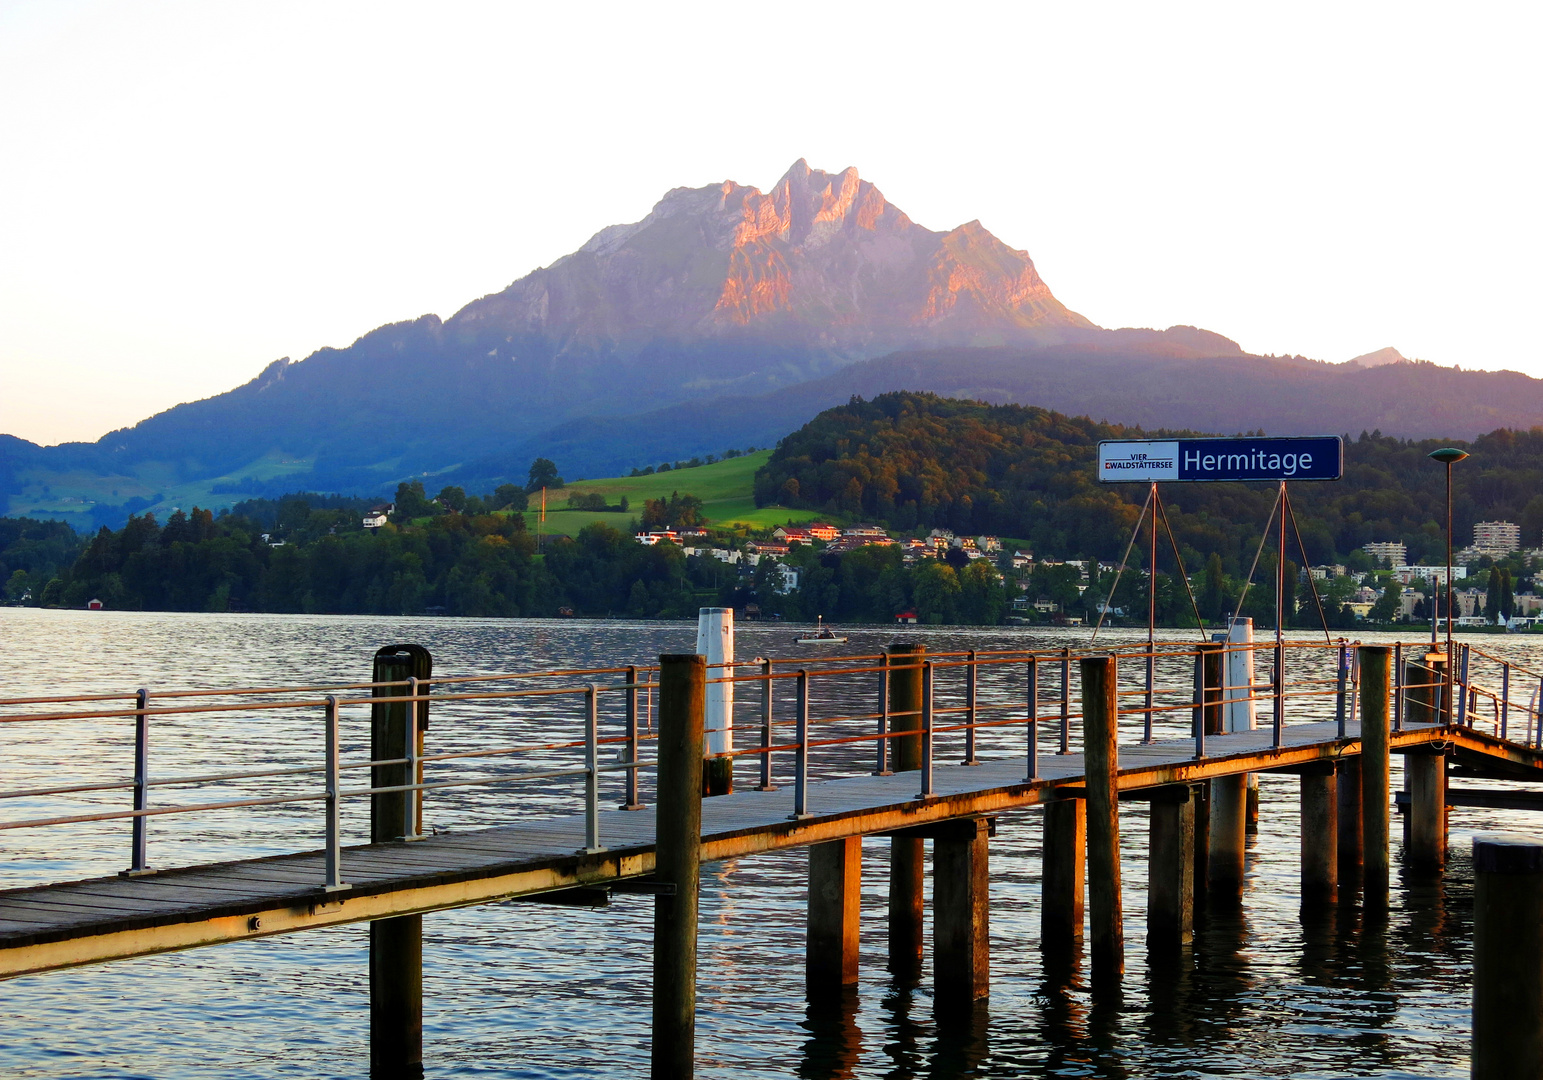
[622,665,644,809]
[1502,661,1511,741]
[1359,645,1392,908]
[1025,657,1039,782]
[653,654,705,1080]
[1472,834,1543,1080]
[758,659,776,791]
[792,670,811,819]
[1272,641,1285,748]
[403,677,420,840]
[874,659,891,776]
[963,650,980,765]
[1081,654,1123,983]
[1059,647,1071,754]
[1334,645,1349,738]
[583,685,604,853]
[1456,644,1471,727]
[324,695,344,891]
[1143,647,1156,743]
[919,662,934,798]
[885,642,925,979]
[1192,646,1207,760]
[887,643,925,770]
[126,687,151,875]
[1393,643,1404,733]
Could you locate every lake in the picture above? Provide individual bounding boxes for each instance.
[1,608,1535,1079]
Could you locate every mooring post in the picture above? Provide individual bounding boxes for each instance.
[933,817,990,1010]
[369,644,431,1080]
[653,654,706,1080]
[1406,748,1448,872]
[1359,645,1392,908]
[1472,834,1543,1080]
[1148,785,1195,952]
[1207,774,1247,899]
[1080,655,1122,981]
[886,642,926,978]
[697,608,734,796]
[1041,796,1085,952]
[807,837,861,998]
[1299,762,1338,907]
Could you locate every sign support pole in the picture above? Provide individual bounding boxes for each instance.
[1147,482,1158,741]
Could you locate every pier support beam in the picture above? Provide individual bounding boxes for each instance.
[370,918,423,1080]
[1359,646,1392,908]
[1405,748,1448,872]
[808,837,861,996]
[887,643,926,978]
[1042,797,1085,953]
[1080,655,1122,981]
[1336,758,1363,891]
[1147,785,1195,952]
[933,818,990,1010]
[1299,763,1337,907]
[653,654,705,1080]
[1207,774,1247,898]
[1472,834,1543,1080]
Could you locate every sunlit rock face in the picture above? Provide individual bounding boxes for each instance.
[454,159,1092,356]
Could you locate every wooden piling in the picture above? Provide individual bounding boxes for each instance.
[369,645,431,1080]
[1207,774,1248,898]
[1080,655,1122,980]
[1472,834,1543,1080]
[1336,758,1363,887]
[1299,762,1337,907]
[887,643,926,977]
[1406,749,1448,872]
[1147,786,1195,951]
[653,654,705,1080]
[807,837,861,996]
[1041,797,1085,952]
[1359,646,1392,908]
[933,817,990,1010]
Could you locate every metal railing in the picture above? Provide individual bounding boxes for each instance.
[1,637,1536,891]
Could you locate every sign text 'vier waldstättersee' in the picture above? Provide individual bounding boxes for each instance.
[1097,436,1343,483]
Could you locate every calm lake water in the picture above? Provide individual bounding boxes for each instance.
[1,608,1539,1079]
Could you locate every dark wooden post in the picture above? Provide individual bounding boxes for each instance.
[1359,646,1392,907]
[887,643,926,978]
[1406,660,1434,727]
[807,837,861,997]
[933,817,990,1011]
[370,645,431,1080]
[1406,748,1448,872]
[1472,834,1543,1080]
[1042,797,1085,952]
[1299,762,1337,907]
[1336,758,1363,889]
[653,654,705,1080]
[1080,655,1122,981]
[1148,786,1195,951]
[1207,774,1248,898]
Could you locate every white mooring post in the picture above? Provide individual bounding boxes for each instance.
[1219,617,1260,823]
[697,607,735,796]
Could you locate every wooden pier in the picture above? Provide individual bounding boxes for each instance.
[2,640,1541,1076]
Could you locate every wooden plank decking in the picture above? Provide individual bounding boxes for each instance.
[0,717,1534,978]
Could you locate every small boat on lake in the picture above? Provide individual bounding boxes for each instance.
[794,616,847,645]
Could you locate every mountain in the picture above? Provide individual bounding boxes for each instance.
[5,159,1542,529]
[1348,347,1410,368]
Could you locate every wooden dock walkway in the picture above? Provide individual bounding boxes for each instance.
[3,710,1533,980]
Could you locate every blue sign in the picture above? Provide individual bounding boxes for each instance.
[1097,436,1343,483]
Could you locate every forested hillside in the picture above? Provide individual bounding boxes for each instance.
[754,392,1543,574]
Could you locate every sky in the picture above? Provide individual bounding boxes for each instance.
[1,0,1539,447]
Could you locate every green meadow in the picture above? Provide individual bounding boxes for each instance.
[520,450,821,536]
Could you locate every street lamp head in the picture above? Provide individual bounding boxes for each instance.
[1429,447,1469,464]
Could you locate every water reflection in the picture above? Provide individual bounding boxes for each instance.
[799,988,864,1080]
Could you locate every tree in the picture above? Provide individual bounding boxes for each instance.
[527,458,563,493]
[436,486,467,514]
[393,481,434,521]
[1368,580,1401,623]
[1485,566,1502,623]
[1199,552,1227,622]
[492,484,528,512]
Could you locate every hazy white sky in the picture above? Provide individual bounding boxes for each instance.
[1,0,1539,446]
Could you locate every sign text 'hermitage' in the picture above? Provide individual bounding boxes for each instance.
[1097,436,1343,484]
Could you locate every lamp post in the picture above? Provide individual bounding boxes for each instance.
[1429,447,1469,715]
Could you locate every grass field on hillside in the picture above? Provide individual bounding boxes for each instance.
[520,450,821,536]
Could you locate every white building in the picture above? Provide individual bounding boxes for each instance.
[1362,541,1407,568]
[1474,521,1521,554]
[1395,565,1468,585]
